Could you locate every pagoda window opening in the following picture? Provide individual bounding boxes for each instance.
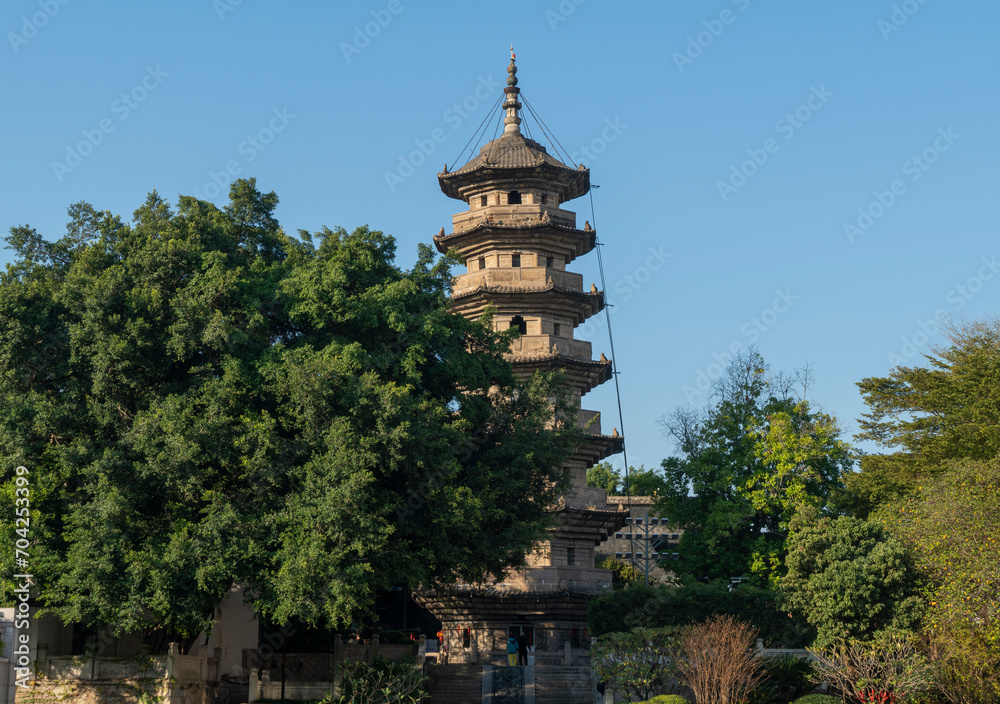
[511,253,521,268]
[508,190,522,205]
[478,256,486,270]
[567,547,576,566]
[480,195,488,207]
[546,255,554,268]
[553,323,561,337]
[510,316,527,335]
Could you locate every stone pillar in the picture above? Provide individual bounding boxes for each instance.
[417,635,427,666]
[167,643,180,681]
[369,635,379,664]
[261,670,271,700]
[248,669,259,704]
[470,636,479,665]
[562,641,572,666]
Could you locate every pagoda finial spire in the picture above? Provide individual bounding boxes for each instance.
[503,45,522,137]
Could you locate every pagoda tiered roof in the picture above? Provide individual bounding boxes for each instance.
[449,282,604,324]
[439,134,590,202]
[433,220,597,263]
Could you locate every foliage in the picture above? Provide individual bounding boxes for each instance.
[924,627,1000,704]
[675,614,766,704]
[588,578,814,647]
[591,627,683,701]
[327,660,426,704]
[587,461,620,495]
[759,655,817,704]
[849,319,1000,516]
[622,464,670,497]
[587,462,668,497]
[0,183,578,635]
[886,460,1000,652]
[782,514,923,647]
[809,632,933,704]
[639,697,690,704]
[598,556,647,588]
[790,696,840,704]
[657,350,852,585]
[885,459,1000,704]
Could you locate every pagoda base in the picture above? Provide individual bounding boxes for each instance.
[414,586,604,665]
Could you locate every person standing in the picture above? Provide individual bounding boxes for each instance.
[506,637,518,666]
[516,632,529,667]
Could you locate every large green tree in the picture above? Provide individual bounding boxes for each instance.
[656,351,852,584]
[781,513,924,647]
[0,180,577,638]
[848,319,1000,517]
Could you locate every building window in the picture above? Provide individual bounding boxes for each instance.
[480,195,488,207]
[615,533,623,539]
[614,552,623,559]
[553,323,561,337]
[508,190,522,205]
[478,256,486,270]
[546,256,554,267]
[511,254,521,268]
[567,547,576,566]
[510,316,527,335]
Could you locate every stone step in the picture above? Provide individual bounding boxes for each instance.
[534,666,597,704]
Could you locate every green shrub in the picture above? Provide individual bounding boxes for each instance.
[587,578,814,646]
[640,696,690,704]
[790,696,839,704]
[762,656,816,703]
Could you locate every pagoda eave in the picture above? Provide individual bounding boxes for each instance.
[434,222,596,262]
[572,433,625,466]
[449,285,604,325]
[508,353,612,394]
[438,163,590,202]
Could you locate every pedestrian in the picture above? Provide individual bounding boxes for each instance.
[516,633,528,666]
[506,637,518,666]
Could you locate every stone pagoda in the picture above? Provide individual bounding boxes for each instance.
[415,54,626,661]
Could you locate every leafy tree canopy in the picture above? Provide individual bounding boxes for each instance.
[586,462,668,497]
[656,350,852,584]
[587,578,814,647]
[781,512,924,648]
[848,320,1000,517]
[0,180,577,638]
[885,458,1000,660]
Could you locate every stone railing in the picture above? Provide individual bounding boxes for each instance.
[34,643,217,682]
[23,643,219,704]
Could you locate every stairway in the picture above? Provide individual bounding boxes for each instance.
[534,666,598,704]
[425,664,483,704]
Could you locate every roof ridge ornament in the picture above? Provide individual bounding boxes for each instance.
[503,45,522,137]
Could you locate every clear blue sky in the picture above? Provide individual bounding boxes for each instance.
[3,0,998,473]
